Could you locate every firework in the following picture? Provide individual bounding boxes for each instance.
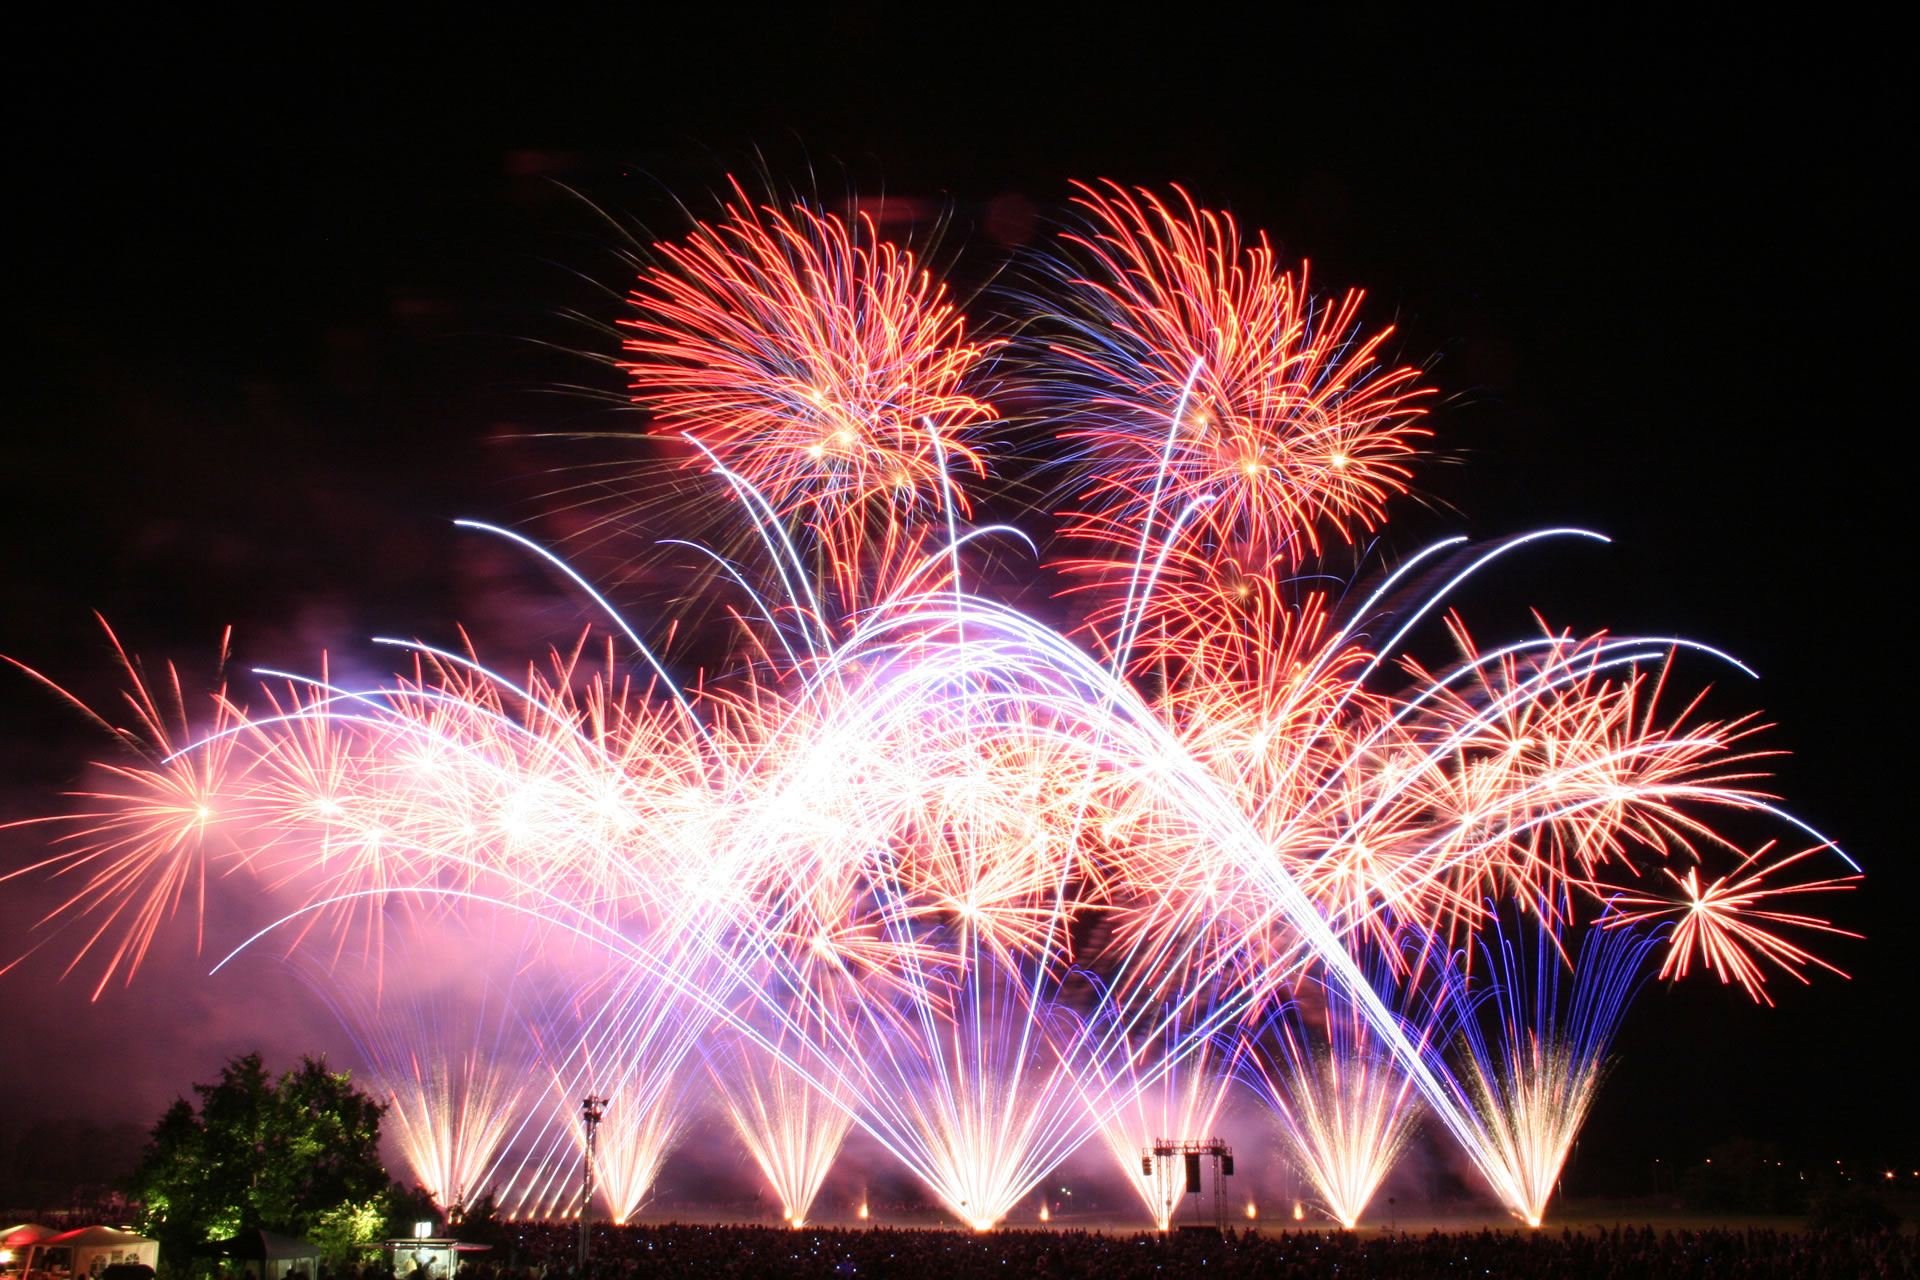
[1,624,242,997]
[1070,959,1238,1228]
[505,971,703,1223]
[5,179,1862,1234]
[1604,841,1860,1005]
[706,1025,857,1226]
[1044,180,1429,588]
[619,179,999,618]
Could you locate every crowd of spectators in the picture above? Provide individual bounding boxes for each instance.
[416,1219,1918,1279]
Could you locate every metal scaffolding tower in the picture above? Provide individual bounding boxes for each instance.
[578,1093,607,1267]
[1143,1136,1235,1232]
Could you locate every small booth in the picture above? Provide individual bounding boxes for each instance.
[382,1233,456,1280]
[24,1227,159,1278]
[212,1231,322,1280]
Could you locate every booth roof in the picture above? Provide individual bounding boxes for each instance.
[3,1225,60,1247]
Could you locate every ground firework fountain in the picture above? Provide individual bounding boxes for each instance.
[307,929,536,1217]
[1427,902,1667,1227]
[706,1025,856,1226]
[1235,940,1435,1229]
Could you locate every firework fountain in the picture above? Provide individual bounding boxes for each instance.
[1426,903,1668,1227]
[706,1027,856,1227]
[1069,955,1240,1228]
[305,927,538,1217]
[2,178,1861,1230]
[1233,939,1435,1229]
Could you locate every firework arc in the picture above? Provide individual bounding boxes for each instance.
[4,180,1859,1231]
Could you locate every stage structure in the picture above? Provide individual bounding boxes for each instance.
[1141,1138,1234,1232]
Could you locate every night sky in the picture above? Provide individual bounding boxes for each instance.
[3,10,1908,1200]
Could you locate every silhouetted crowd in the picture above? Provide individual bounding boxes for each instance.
[428,1219,1918,1278]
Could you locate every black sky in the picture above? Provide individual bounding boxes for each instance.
[3,9,1909,1192]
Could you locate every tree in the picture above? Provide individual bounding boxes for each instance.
[1808,1185,1903,1235]
[131,1053,392,1264]
[1679,1137,1806,1214]
[447,1191,509,1251]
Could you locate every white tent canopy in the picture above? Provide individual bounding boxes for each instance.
[26,1226,158,1277]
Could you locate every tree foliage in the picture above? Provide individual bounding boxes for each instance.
[1679,1137,1806,1214]
[132,1053,392,1263]
[1808,1185,1904,1235]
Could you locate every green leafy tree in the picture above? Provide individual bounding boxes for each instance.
[309,1197,391,1268]
[132,1053,393,1264]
